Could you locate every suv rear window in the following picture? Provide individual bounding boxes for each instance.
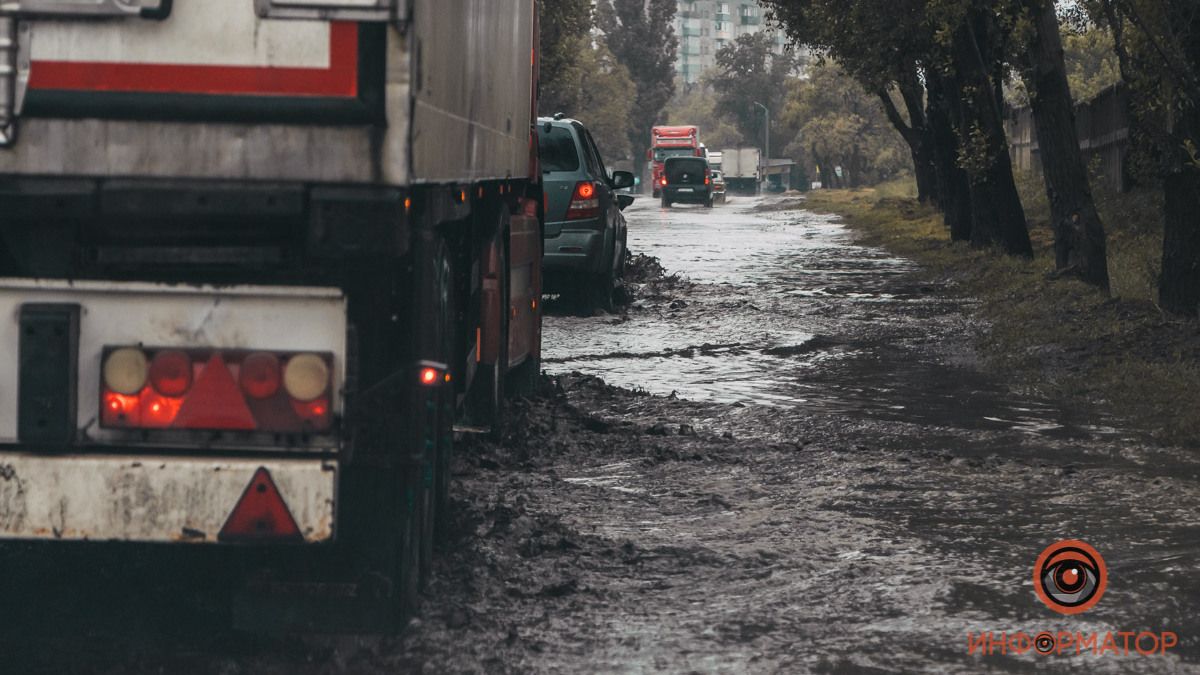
[665,158,709,181]
[538,125,580,173]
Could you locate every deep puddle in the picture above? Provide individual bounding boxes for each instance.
[544,196,1126,447]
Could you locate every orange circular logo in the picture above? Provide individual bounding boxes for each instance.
[1033,540,1107,615]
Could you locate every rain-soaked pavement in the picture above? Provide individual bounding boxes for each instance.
[410,195,1200,673]
[5,195,1200,674]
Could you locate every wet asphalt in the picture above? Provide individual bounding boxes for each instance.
[520,195,1200,673]
[4,195,1199,674]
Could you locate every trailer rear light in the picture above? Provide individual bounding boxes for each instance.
[566,181,601,219]
[100,347,334,433]
[149,350,192,396]
[283,353,329,402]
[218,467,303,544]
[239,352,281,399]
[103,348,149,395]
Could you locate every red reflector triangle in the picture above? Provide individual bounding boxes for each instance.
[218,467,303,543]
[173,354,257,430]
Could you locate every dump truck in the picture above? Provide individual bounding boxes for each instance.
[0,0,542,630]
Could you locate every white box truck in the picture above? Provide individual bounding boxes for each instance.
[719,147,761,192]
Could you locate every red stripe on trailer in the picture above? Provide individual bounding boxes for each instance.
[28,22,359,98]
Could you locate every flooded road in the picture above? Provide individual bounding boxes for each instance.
[547,197,1143,454]
[7,196,1198,674]
[491,196,1200,673]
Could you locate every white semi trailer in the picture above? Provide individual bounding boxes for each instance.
[0,0,544,630]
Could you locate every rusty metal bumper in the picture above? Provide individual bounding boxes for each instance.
[0,452,336,543]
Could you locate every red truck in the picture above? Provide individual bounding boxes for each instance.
[0,0,542,630]
[648,125,703,198]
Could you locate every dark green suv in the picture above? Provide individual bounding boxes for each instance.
[661,156,714,208]
[538,117,635,310]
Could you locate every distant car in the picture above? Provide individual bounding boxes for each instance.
[661,156,713,208]
[710,170,727,204]
[537,116,635,311]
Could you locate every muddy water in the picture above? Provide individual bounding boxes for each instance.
[7,196,1198,674]
[546,197,1124,446]
[527,196,1200,673]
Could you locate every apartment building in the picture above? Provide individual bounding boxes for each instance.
[675,1,787,84]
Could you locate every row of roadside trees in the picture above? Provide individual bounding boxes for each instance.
[539,0,679,172]
[759,0,1200,316]
[666,34,913,190]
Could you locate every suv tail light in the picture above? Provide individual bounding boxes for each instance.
[660,177,668,186]
[101,347,334,433]
[566,181,601,219]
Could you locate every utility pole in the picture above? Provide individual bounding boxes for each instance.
[754,101,769,194]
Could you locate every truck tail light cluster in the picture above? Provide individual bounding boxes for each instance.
[566,181,600,220]
[101,347,334,433]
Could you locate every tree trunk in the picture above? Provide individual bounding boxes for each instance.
[849,147,866,188]
[1022,0,1110,290]
[1157,3,1200,315]
[912,126,938,204]
[812,145,835,189]
[897,68,940,206]
[876,88,937,204]
[926,71,973,241]
[952,14,1033,257]
[1160,163,1200,315]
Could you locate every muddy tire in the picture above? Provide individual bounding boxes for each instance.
[429,238,455,545]
[591,269,616,313]
[467,225,509,433]
[397,468,423,620]
[506,353,541,398]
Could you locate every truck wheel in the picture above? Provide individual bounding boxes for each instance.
[397,469,423,620]
[396,231,453,589]
[468,222,509,434]
[506,353,541,398]
[434,239,456,538]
